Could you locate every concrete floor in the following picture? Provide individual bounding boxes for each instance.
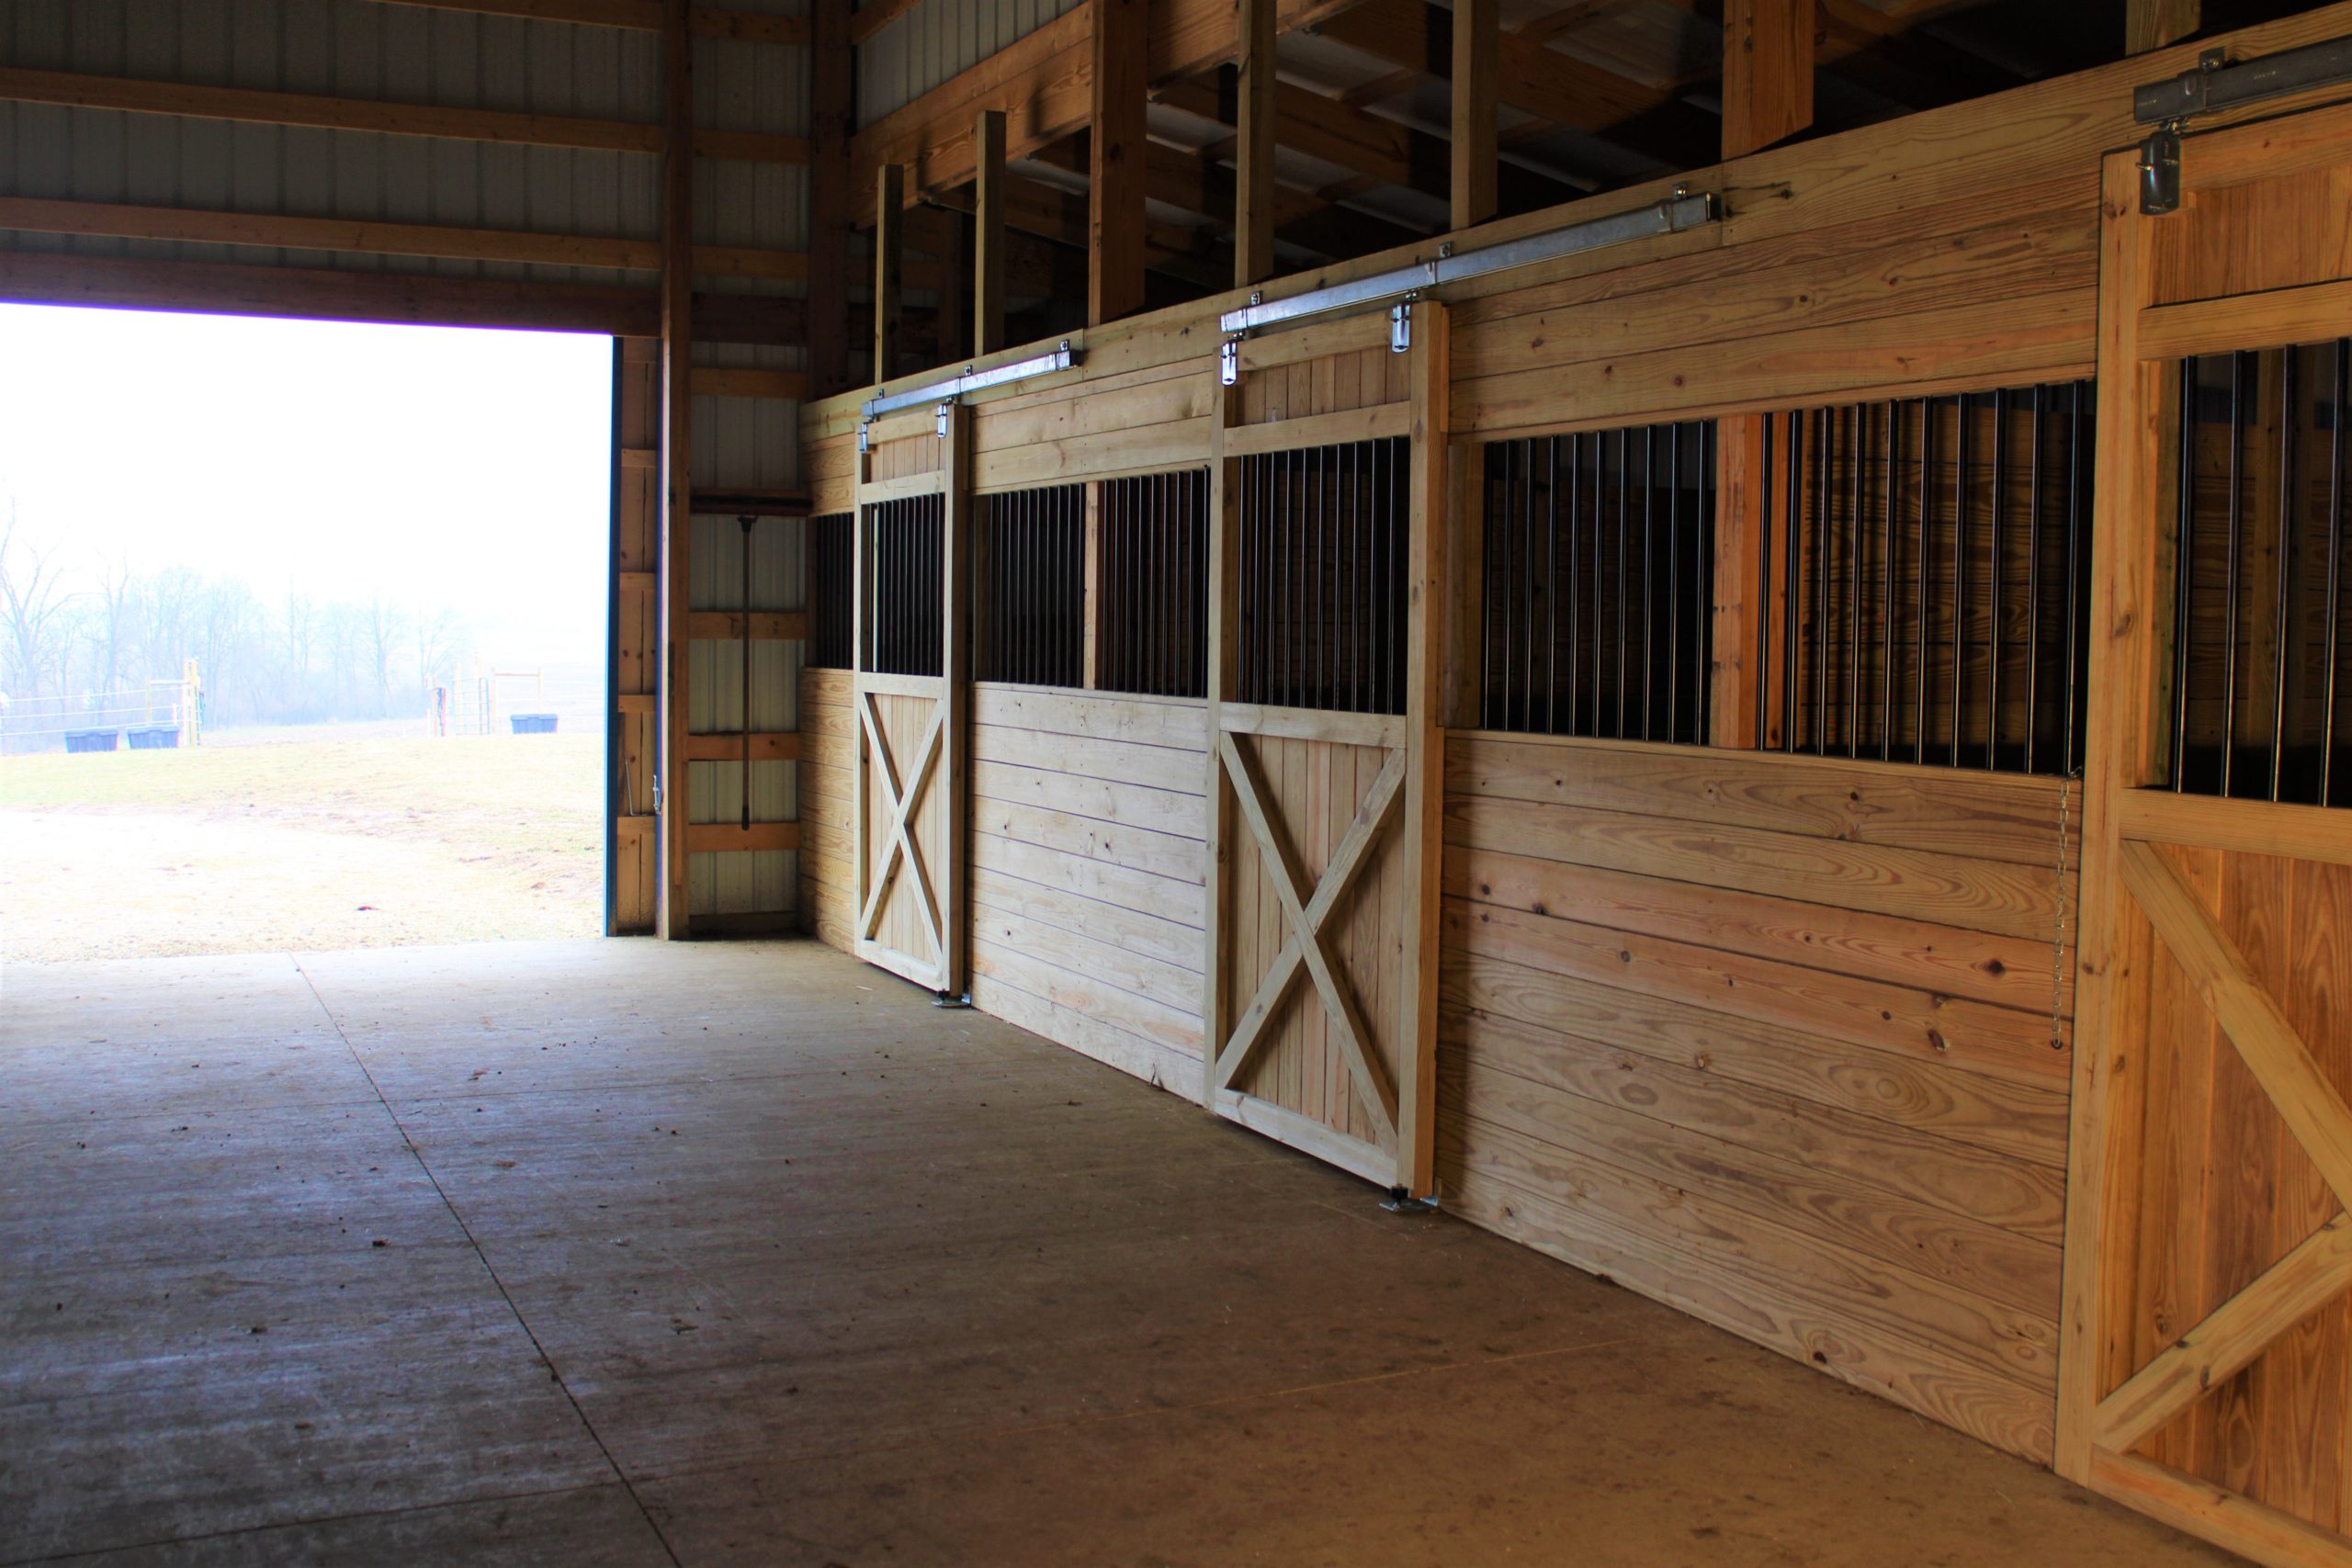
[2,939,2234,1568]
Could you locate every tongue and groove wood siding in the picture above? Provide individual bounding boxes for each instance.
[1438,731,2079,1461]
[965,684,1208,1091]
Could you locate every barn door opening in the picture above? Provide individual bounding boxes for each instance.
[851,405,969,996]
[2063,103,2352,1566]
[1201,304,1448,1197]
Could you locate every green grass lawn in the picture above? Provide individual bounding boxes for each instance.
[1,729,603,961]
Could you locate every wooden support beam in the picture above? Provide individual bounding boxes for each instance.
[684,821,803,853]
[1712,412,1766,746]
[808,0,854,397]
[1722,0,1815,158]
[1089,0,1149,325]
[2127,0,2199,53]
[683,731,806,762]
[0,66,804,163]
[1451,0,1498,230]
[1234,0,1278,287]
[0,248,659,335]
[849,0,926,45]
[0,196,806,279]
[875,163,905,382]
[974,109,1007,355]
[658,0,695,939]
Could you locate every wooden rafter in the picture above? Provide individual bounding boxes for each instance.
[0,196,806,279]
[0,66,808,164]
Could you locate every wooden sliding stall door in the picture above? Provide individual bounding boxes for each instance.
[852,405,971,995]
[1202,305,1449,1196]
[610,336,662,935]
[2063,106,2352,1567]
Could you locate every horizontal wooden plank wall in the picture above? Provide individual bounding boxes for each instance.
[801,666,857,951]
[967,684,1208,1091]
[1440,731,2080,1461]
[792,0,2352,1490]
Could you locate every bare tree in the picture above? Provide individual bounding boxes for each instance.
[364,592,406,718]
[0,500,76,703]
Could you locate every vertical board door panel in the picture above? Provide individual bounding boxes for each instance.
[2062,97,2352,1568]
[1202,307,1447,1195]
[852,412,969,994]
[611,335,662,935]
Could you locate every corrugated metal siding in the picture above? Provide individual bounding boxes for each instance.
[856,0,1080,125]
[684,512,803,917]
[0,0,662,287]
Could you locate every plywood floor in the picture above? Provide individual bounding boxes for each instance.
[3,939,2231,1567]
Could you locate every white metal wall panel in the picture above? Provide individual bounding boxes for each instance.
[0,0,662,288]
[855,0,1080,126]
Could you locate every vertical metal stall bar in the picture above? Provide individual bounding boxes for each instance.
[1321,446,1336,710]
[2174,358,2199,791]
[1813,407,1831,756]
[1989,389,2007,769]
[1615,427,1631,740]
[1668,423,1682,743]
[1480,446,1499,726]
[1881,400,1898,761]
[2026,387,2045,775]
[1542,438,1558,734]
[1565,434,1584,736]
[1757,416,1774,744]
[2223,351,2248,796]
[1952,394,1970,768]
[1848,404,1864,759]
[1523,434,1543,724]
[1702,413,1721,738]
[2270,349,2299,803]
[1916,400,1932,765]
[1646,421,1665,738]
[2327,341,2349,806]
[2066,380,2090,779]
[1783,413,1802,755]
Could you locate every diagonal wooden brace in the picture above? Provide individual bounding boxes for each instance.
[1213,734,1404,1136]
[856,694,947,962]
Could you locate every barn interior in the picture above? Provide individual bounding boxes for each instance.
[6,2,2352,1564]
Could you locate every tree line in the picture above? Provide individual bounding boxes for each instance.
[1,506,477,734]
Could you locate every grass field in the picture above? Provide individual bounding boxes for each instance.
[0,728,602,962]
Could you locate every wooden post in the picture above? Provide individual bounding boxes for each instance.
[874,163,903,383]
[940,403,973,996]
[807,0,853,398]
[1722,0,1815,160]
[1713,0,1812,751]
[1199,366,1239,1108]
[1087,0,1148,326]
[1711,413,1767,747]
[974,109,1006,356]
[1397,299,1450,1197]
[1233,0,1277,288]
[657,0,694,940]
[1450,0,1498,231]
[2127,0,2199,53]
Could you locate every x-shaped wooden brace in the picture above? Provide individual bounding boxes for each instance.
[2094,839,2352,1455]
[856,692,947,967]
[1213,733,1404,1144]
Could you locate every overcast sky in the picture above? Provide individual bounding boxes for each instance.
[0,302,613,660]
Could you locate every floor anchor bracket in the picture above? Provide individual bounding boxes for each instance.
[1381,1188,1438,1214]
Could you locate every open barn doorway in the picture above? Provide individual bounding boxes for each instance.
[0,303,616,962]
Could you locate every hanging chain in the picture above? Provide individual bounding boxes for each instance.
[2051,771,2079,1054]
